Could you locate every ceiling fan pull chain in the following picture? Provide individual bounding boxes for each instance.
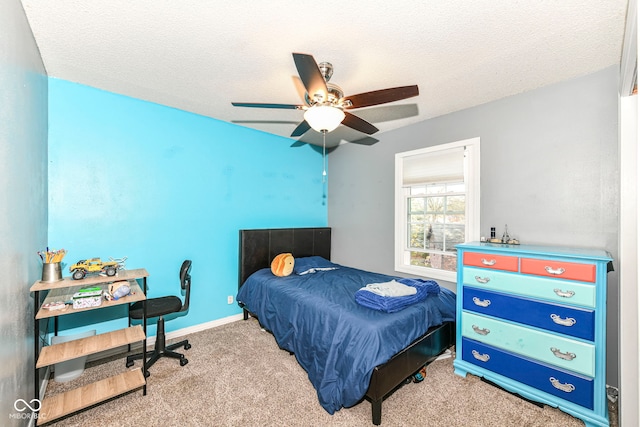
[322,131,327,182]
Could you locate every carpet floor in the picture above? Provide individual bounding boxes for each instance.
[44,317,618,426]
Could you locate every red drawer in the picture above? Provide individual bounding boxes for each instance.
[463,252,518,272]
[521,258,596,282]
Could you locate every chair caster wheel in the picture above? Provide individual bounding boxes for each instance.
[184,343,191,350]
[144,370,150,378]
[126,360,134,368]
[180,358,188,366]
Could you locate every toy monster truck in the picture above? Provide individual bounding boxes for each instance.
[69,258,120,280]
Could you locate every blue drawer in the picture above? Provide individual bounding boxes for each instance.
[463,287,595,341]
[461,337,594,409]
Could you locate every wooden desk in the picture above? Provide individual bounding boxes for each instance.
[31,268,149,425]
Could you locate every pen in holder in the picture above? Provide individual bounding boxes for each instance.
[41,262,63,283]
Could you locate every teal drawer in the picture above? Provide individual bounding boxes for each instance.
[461,311,595,377]
[462,267,596,308]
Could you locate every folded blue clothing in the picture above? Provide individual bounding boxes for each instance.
[397,278,441,294]
[355,278,440,313]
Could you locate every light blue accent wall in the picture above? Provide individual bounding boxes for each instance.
[48,79,327,336]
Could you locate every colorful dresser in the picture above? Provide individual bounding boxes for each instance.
[453,242,612,427]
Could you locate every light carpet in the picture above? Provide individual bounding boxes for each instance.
[44,317,618,426]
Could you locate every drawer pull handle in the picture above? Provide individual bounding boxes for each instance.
[549,377,576,393]
[472,325,490,335]
[553,288,575,298]
[545,266,566,275]
[474,276,491,284]
[481,258,497,266]
[550,347,576,361]
[472,297,491,307]
[550,313,576,327]
[471,350,490,362]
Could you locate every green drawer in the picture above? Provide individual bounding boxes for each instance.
[461,311,595,377]
[462,267,596,308]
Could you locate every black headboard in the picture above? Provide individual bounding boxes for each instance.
[238,227,331,287]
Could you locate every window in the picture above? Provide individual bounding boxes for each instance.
[395,138,480,282]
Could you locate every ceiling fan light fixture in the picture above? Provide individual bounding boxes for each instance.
[232,53,418,138]
[304,105,345,133]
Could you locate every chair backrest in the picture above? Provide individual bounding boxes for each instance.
[179,260,192,313]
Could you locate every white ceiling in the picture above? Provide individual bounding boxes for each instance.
[21,0,629,147]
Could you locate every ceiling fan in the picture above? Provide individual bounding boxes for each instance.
[232,53,419,138]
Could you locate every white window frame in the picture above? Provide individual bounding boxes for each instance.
[394,137,480,282]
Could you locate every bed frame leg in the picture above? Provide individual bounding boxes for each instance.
[371,399,382,425]
[243,308,249,320]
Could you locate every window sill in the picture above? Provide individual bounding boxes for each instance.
[394,264,456,283]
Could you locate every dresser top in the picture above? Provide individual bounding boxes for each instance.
[456,241,612,262]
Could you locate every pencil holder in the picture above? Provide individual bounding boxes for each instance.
[41,262,63,283]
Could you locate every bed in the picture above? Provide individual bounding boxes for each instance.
[237,227,456,425]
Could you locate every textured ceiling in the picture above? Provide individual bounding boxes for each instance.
[21,0,629,147]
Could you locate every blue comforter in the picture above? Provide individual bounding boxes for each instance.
[236,264,456,414]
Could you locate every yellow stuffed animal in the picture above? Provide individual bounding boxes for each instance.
[271,253,295,277]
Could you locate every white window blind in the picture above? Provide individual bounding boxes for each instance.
[402,146,465,186]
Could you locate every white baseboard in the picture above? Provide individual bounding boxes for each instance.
[30,366,51,427]
[161,313,244,343]
[39,366,50,399]
[85,313,244,362]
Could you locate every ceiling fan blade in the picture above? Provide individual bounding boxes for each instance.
[231,102,304,110]
[342,111,379,135]
[341,85,419,109]
[291,120,311,137]
[292,53,328,103]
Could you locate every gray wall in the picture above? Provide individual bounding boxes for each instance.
[0,1,48,423]
[328,66,620,386]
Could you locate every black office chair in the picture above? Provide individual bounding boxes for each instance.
[126,260,192,372]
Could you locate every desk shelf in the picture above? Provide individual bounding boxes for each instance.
[37,325,145,368]
[35,280,145,320]
[30,268,149,293]
[32,269,149,425]
[36,368,146,425]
